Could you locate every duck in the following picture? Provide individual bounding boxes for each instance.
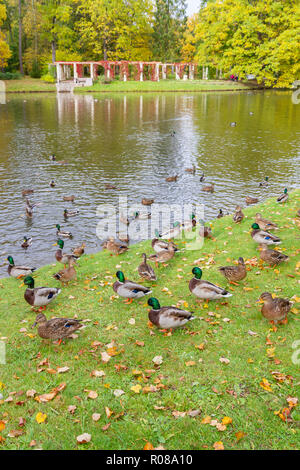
[103,238,128,255]
[113,271,152,304]
[148,245,176,265]
[118,232,129,244]
[217,209,224,219]
[251,223,281,245]
[277,188,288,204]
[133,211,151,220]
[33,313,83,343]
[218,257,247,283]
[182,214,197,231]
[189,267,232,300]
[255,213,278,231]
[21,236,32,249]
[49,154,56,161]
[53,260,77,286]
[56,224,73,239]
[157,222,181,240]
[259,292,291,324]
[25,198,36,218]
[165,175,178,182]
[22,189,34,197]
[259,177,269,187]
[23,276,61,309]
[119,214,130,225]
[142,198,154,206]
[185,165,196,174]
[7,256,36,278]
[64,209,79,218]
[63,195,75,202]
[49,180,56,188]
[200,173,205,182]
[202,183,214,193]
[151,238,178,254]
[230,122,237,127]
[72,242,85,257]
[199,225,212,238]
[148,298,195,329]
[246,196,259,205]
[105,183,117,190]
[233,206,244,223]
[138,253,157,281]
[54,239,78,265]
[258,244,289,266]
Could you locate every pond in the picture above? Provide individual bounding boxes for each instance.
[0,90,299,277]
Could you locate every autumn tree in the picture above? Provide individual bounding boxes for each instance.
[0,1,11,68]
[181,13,198,62]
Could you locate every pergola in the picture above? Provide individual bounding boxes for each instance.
[53,61,197,83]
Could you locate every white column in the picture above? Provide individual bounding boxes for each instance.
[73,63,78,82]
[139,63,143,81]
[56,63,61,82]
[90,64,95,81]
[162,65,167,80]
[175,65,180,80]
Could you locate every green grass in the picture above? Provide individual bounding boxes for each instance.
[4,76,56,92]
[0,191,299,450]
[75,79,253,93]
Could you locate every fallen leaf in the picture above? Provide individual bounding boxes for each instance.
[35,412,47,424]
[77,433,91,444]
[92,413,101,422]
[213,441,224,450]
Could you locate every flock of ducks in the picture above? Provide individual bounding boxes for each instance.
[5,166,296,343]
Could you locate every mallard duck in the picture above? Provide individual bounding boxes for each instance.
[185,165,196,174]
[258,244,289,266]
[202,183,214,192]
[251,223,281,245]
[230,122,237,127]
[142,198,154,206]
[199,225,212,238]
[151,238,178,254]
[118,233,129,244]
[103,238,128,255]
[120,214,130,225]
[200,173,205,182]
[54,239,78,265]
[148,245,176,265]
[217,209,224,219]
[63,195,75,202]
[49,180,56,188]
[56,224,73,239]
[165,175,178,182]
[259,292,291,324]
[22,189,34,197]
[25,198,36,218]
[218,257,247,283]
[21,236,32,249]
[49,154,56,161]
[105,183,117,190]
[233,206,244,223]
[53,261,77,285]
[64,209,79,218]
[277,188,288,204]
[113,271,151,303]
[138,254,157,281]
[33,313,83,343]
[72,242,85,257]
[255,213,278,231]
[7,256,36,278]
[246,196,258,205]
[23,276,61,309]
[133,211,151,220]
[259,177,269,187]
[148,298,195,329]
[157,222,181,240]
[182,214,196,231]
[189,267,232,300]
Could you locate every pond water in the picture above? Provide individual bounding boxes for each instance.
[0,90,299,277]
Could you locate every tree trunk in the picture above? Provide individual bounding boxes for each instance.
[103,38,107,61]
[18,0,23,74]
[51,41,56,63]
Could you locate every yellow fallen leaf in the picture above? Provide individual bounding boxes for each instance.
[260,378,272,392]
[35,412,47,424]
[213,441,224,450]
[131,384,142,394]
[235,431,246,442]
[222,416,232,425]
[144,442,154,450]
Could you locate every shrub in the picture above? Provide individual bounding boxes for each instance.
[30,59,42,78]
[41,74,56,83]
[0,71,22,80]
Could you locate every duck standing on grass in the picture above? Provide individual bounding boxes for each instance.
[53,259,77,286]
[259,292,291,324]
[102,238,128,255]
[189,267,232,301]
[54,239,78,266]
[138,254,157,281]
[277,188,289,204]
[148,298,196,330]
[22,276,61,310]
[33,313,83,344]
[218,257,247,284]
[233,206,244,223]
[251,223,281,245]
[149,244,176,266]
[152,237,178,254]
[258,244,289,266]
[7,256,36,278]
[255,213,278,231]
[113,271,152,304]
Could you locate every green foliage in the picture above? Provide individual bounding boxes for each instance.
[41,73,56,83]
[0,70,21,79]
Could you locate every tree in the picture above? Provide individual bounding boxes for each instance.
[152,0,187,62]
[0,1,11,68]
[181,13,198,62]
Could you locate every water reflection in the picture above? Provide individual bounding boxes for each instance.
[0,91,299,277]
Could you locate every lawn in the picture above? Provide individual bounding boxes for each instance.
[4,77,56,93]
[0,190,299,450]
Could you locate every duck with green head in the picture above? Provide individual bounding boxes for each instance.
[251,223,281,245]
[259,176,269,187]
[159,222,181,240]
[64,208,79,217]
[21,236,32,249]
[277,188,288,204]
[7,256,36,278]
[56,224,73,239]
[182,213,196,231]
[113,271,152,304]
[189,267,232,300]
[148,297,195,330]
[54,239,78,265]
[23,276,61,309]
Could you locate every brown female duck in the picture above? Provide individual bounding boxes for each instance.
[218,257,247,283]
[33,313,83,343]
[258,244,289,266]
[259,292,291,324]
[138,253,157,281]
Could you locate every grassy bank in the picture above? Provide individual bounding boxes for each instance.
[75,79,254,93]
[4,77,56,93]
[0,190,299,450]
